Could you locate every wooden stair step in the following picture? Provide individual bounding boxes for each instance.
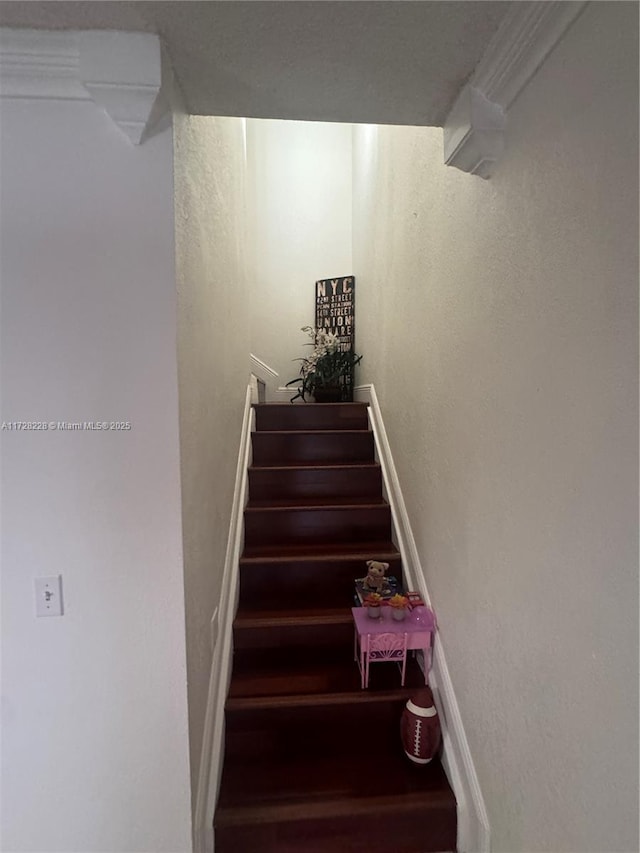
[226,686,424,712]
[240,540,401,562]
[248,463,382,502]
[252,430,374,466]
[246,499,387,510]
[244,503,391,547]
[247,495,386,508]
[218,750,454,808]
[254,402,369,432]
[225,683,429,760]
[229,654,426,699]
[234,606,353,628]
[238,548,403,610]
[233,606,353,654]
[215,752,456,853]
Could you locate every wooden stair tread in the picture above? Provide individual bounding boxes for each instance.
[250,461,375,470]
[255,429,371,436]
[246,497,387,509]
[216,794,439,826]
[229,655,426,699]
[226,683,428,712]
[217,750,455,813]
[235,606,352,628]
[241,540,401,562]
[248,463,380,471]
[253,402,369,408]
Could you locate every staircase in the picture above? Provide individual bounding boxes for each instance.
[214,402,457,853]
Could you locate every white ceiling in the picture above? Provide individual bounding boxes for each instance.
[0,1,512,125]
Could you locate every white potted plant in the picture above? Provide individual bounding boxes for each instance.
[286,326,362,403]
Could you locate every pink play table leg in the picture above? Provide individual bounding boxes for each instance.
[364,634,370,689]
[401,632,408,686]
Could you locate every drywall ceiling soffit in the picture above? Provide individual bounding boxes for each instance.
[0,28,166,144]
[0,1,510,126]
[443,0,588,179]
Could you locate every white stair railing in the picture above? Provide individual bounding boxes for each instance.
[194,384,254,853]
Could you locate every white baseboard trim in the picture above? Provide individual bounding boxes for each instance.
[251,379,329,404]
[194,384,254,853]
[272,385,309,403]
[354,383,490,853]
[272,385,293,402]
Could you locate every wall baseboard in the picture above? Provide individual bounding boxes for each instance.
[194,385,254,853]
[273,385,308,403]
[354,383,490,853]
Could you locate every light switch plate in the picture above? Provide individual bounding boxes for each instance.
[35,576,63,617]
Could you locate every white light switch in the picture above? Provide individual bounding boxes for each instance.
[35,576,63,617]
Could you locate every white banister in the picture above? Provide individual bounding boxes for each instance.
[194,384,254,853]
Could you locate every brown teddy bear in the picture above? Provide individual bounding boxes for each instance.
[362,560,390,593]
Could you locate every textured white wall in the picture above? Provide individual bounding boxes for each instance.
[173,110,249,827]
[0,100,192,851]
[246,119,352,388]
[353,4,638,852]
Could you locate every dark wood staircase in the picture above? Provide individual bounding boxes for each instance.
[215,402,457,853]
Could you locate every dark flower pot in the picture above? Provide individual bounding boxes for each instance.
[314,387,342,403]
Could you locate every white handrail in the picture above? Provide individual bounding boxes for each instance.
[195,384,254,853]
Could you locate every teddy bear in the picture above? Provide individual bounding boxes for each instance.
[362,560,390,593]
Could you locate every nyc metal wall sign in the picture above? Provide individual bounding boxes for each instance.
[315,276,356,400]
[315,276,355,350]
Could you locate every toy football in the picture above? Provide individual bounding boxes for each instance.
[400,687,441,765]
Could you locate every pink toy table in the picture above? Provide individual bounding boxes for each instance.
[352,606,436,689]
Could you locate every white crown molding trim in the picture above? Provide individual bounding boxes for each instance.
[444,87,505,180]
[0,28,167,145]
[443,0,587,178]
[474,0,588,111]
[78,31,162,145]
[354,382,491,853]
[0,29,86,100]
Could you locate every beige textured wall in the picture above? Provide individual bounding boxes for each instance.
[173,110,249,824]
[246,119,352,386]
[353,4,638,852]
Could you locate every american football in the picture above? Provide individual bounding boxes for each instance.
[401,687,441,765]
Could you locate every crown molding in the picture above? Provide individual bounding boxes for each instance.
[444,87,505,180]
[474,0,588,111]
[443,1,587,178]
[0,29,86,100]
[78,31,163,144]
[0,28,167,144]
